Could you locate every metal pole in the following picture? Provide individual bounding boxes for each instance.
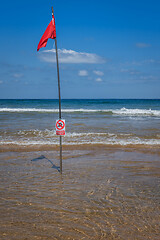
[55,38,62,120]
[52,7,62,174]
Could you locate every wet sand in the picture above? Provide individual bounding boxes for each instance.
[0,147,160,240]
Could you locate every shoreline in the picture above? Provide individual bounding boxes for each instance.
[0,143,160,153]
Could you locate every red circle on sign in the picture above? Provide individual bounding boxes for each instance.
[56,120,65,130]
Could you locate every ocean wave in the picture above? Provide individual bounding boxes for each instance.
[0,138,160,146]
[113,108,160,116]
[17,130,115,137]
[0,130,160,147]
[2,130,136,139]
[0,107,160,116]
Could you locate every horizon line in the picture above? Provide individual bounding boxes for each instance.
[0,98,160,100]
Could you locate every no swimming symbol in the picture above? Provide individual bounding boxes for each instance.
[56,119,65,135]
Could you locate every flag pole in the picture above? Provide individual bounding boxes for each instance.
[52,6,62,174]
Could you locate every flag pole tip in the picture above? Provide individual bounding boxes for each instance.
[51,6,54,15]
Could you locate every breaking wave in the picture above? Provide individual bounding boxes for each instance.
[0,131,160,148]
[0,107,160,116]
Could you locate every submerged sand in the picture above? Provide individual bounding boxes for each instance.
[0,147,160,239]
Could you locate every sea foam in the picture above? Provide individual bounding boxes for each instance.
[0,107,160,116]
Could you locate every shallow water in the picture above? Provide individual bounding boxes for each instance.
[0,148,159,239]
[0,99,160,151]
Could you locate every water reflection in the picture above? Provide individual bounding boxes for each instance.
[0,149,159,239]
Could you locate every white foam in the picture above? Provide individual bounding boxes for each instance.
[0,107,160,116]
[0,108,59,113]
[1,137,160,146]
[15,130,130,138]
[113,108,160,116]
[0,108,99,113]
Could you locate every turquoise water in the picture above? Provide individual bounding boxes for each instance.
[0,99,160,110]
[0,99,160,150]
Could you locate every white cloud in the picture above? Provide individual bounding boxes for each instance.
[78,70,88,76]
[131,59,160,66]
[96,78,102,82]
[120,69,140,75]
[93,70,104,76]
[140,75,158,81]
[0,80,3,84]
[143,59,160,64]
[136,43,151,48]
[13,73,23,78]
[38,48,106,64]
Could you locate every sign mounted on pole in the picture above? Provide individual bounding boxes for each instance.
[37,6,64,174]
[56,119,65,136]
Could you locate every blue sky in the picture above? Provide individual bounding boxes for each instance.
[0,0,160,99]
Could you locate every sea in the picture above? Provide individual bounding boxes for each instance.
[0,99,160,239]
[0,99,160,151]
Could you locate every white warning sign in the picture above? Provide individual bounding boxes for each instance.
[56,119,65,136]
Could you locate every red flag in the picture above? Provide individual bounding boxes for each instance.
[37,15,56,51]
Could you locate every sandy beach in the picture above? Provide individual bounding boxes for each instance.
[0,146,159,240]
